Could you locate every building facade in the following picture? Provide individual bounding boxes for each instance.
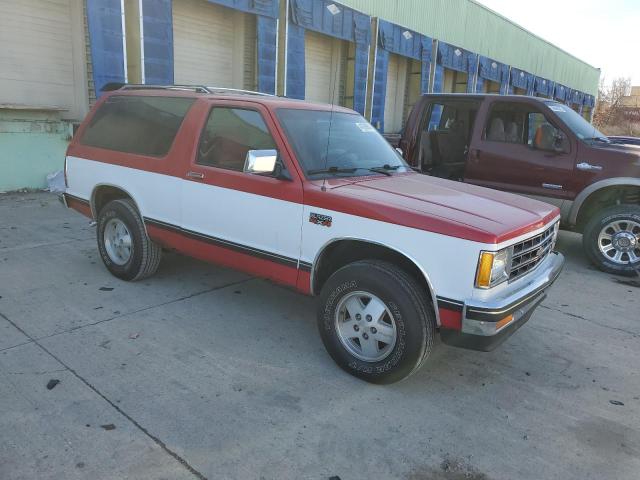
[0,0,601,191]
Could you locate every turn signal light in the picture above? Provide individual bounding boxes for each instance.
[496,314,514,330]
[475,252,494,288]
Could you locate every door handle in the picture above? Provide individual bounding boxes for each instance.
[576,162,603,172]
[186,171,205,180]
[542,183,563,190]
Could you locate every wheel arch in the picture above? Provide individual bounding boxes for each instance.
[569,178,640,231]
[310,238,440,325]
[91,184,144,226]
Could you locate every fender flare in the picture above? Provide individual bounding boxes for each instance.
[310,237,442,326]
[568,177,640,226]
[90,183,147,234]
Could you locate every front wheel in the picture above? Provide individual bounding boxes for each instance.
[317,260,435,384]
[583,205,640,276]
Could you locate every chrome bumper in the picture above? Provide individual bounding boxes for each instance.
[441,251,564,351]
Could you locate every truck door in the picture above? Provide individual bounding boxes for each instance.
[179,99,304,287]
[465,100,576,200]
[413,100,480,180]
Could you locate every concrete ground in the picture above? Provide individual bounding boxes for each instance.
[0,192,638,480]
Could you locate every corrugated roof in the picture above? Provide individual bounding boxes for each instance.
[338,0,600,95]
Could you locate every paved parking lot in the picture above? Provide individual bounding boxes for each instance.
[1,192,639,480]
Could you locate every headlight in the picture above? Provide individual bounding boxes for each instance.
[475,248,512,289]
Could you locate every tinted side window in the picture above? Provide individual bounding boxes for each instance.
[197,108,276,171]
[485,103,526,144]
[80,96,194,156]
[528,112,568,152]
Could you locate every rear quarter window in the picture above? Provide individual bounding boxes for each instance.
[80,96,195,156]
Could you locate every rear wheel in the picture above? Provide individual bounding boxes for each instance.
[317,260,435,384]
[96,199,162,281]
[583,205,640,276]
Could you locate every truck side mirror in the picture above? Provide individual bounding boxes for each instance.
[243,149,291,180]
[553,131,568,154]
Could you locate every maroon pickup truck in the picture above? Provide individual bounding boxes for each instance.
[395,94,640,276]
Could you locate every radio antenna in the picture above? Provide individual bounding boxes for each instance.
[321,41,340,192]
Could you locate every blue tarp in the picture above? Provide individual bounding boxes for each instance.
[208,0,278,18]
[370,20,433,131]
[510,67,534,93]
[437,42,477,93]
[554,84,567,102]
[286,24,306,99]
[287,0,370,114]
[290,0,364,41]
[87,0,126,96]
[371,48,389,131]
[533,76,554,97]
[476,56,509,94]
[141,0,173,85]
[583,94,595,108]
[257,16,277,94]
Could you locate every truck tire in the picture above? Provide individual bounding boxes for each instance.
[317,260,435,384]
[96,199,162,281]
[582,204,640,276]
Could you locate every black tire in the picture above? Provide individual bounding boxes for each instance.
[582,204,640,276]
[96,199,162,281]
[317,260,435,384]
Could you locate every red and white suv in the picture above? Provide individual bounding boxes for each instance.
[62,85,564,384]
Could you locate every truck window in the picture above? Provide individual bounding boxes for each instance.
[485,104,526,144]
[527,112,569,152]
[80,96,194,156]
[197,108,276,171]
[484,103,569,153]
[419,101,478,180]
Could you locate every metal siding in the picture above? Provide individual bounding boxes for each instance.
[335,0,599,95]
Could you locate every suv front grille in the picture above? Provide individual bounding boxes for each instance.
[509,223,557,282]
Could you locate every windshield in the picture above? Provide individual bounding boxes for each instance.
[544,101,607,142]
[276,109,410,178]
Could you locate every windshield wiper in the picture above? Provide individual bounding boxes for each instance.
[308,164,401,177]
[585,137,610,143]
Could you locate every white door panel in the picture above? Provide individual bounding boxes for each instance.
[180,181,303,261]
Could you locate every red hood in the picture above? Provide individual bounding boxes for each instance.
[305,173,559,244]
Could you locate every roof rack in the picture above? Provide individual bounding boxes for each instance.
[101,83,275,97]
[205,87,274,97]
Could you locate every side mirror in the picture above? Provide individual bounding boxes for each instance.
[395,147,404,157]
[244,149,278,175]
[553,132,568,154]
[243,149,290,180]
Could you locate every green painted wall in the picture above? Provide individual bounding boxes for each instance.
[0,110,71,192]
[339,0,600,95]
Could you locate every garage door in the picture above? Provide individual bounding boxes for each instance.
[305,30,343,104]
[383,53,407,133]
[173,0,255,88]
[0,0,84,118]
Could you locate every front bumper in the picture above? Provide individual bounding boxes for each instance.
[441,251,564,351]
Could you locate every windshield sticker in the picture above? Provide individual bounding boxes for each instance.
[356,122,376,133]
[549,105,566,113]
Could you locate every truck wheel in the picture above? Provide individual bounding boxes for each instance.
[583,205,640,276]
[96,199,162,281]
[317,260,435,384]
